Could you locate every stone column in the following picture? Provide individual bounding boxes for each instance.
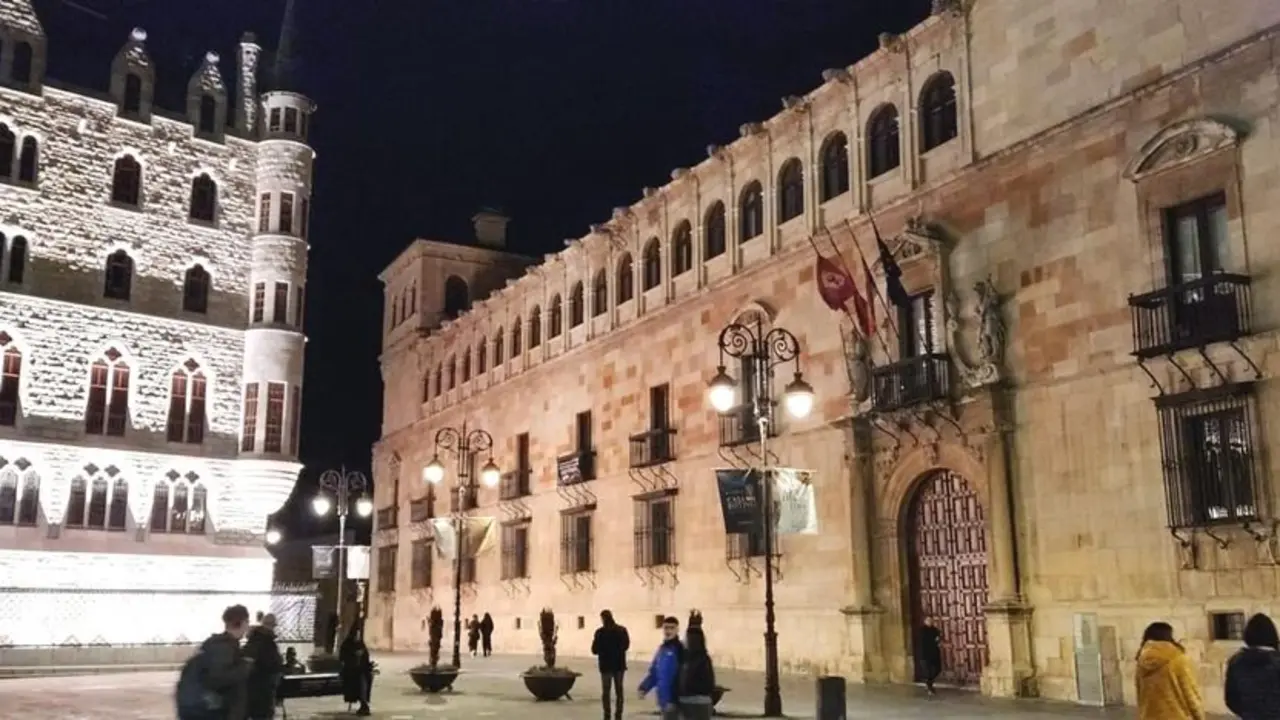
[839,418,886,682]
[984,427,1018,602]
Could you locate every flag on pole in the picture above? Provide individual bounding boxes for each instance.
[868,216,911,308]
[863,257,878,333]
[816,253,873,337]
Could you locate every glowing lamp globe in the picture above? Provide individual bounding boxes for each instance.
[265,529,282,545]
[423,457,446,485]
[707,366,738,413]
[355,497,374,517]
[480,460,501,488]
[311,496,332,517]
[783,373,816,419]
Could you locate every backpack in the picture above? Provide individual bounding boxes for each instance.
[175,645,223,713]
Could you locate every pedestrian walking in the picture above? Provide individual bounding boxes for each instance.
[1224,612,1280,719]
[467,614,481,657]
[339,622,374,717]
[917,616,943,695]
[638,616,683,720]
[1135,621,1204,720]
[175,603,253,720]
[480,612,495,657]
[591,610,631,720]
[676,625,716,720]
[243,613,284,720]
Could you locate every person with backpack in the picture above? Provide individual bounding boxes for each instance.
[243,613,284,720]
[176,604,254,720]
[1224,613,1280,719]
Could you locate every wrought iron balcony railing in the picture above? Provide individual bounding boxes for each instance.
[499,469,532,501]
[375,505,399,530]
[449,486,478,513]
[1129,273,1252,359]
[408,496,433,523]
[870,353,951,413]
[717,404,776,448]
[628,427,677,469]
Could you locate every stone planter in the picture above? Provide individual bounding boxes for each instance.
[409,666,459,693]
[520,669,580,701]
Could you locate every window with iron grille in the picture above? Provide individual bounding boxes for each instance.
[459,556,477,584]
[377,545,398,593]
[560,511,593,574]
[1155,384,1260,529]
[411,538,433,589]
[501,433,532,500]
[501,522,530,580]
[725,528,769,561]
[409,494,434,522]
[376,505,398,530]
[633,493,676,568]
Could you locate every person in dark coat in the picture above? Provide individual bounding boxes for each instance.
[323,612,339,654]
[338,622,373,717]
[243,613,284,720]
[176,604,253,720]
[467,614,481,657]
[676,626,716,720]
[1225,613,1280,719]
[479,613,495,657]
[917,616,943,695]
[591,609,631,720]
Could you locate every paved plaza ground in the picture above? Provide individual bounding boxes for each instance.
[0,652,1201,719]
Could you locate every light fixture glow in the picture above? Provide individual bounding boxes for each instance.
[480,459,501,488]
[355,497,374,517]
[783,373,816,419]
[311,495,331,517]
[265,528,282,545]
[423,457,446,485]
[707,366,738,414]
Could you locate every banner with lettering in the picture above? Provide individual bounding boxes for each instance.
[345,545,371,580]
[311,545,336,579]
[772,468,818,535]
[714,468,763,534]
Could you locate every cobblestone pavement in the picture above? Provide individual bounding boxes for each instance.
[0,652,1159,719]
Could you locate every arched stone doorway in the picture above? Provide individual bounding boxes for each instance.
[907,469,990,687]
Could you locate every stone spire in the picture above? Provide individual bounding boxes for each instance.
[267,0,301,92]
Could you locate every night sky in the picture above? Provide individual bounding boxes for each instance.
[34,0,931,538]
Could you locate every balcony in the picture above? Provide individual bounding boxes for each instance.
[871,353,951,413]
[718,405,776,448]
[449,486,478,513]
[629,427,677,469]
[375,505,398,530]
[408,496,433,523]
[1129,274,1252,359]
[556,451,596,485]
[499,469,532,500]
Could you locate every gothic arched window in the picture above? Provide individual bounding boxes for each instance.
[85,347,130,436]
[569,282,585,327]
[704,202,726,259]
[672,222,693,276]
[529,306,543,348]
[777,159,804,224]
[183,265,210,314]
[0,466,40,526]
[591,269,608,317]
[150,471,207,534]
[739,182,764,241]
[510,319,523,358]
[919,72,958,151]
[443,275,470,319]
[616,254,634,304]
[189,173,217,223]
[17,137,36,184]
[549,295,563,338]
[165,359,207,444]
[493,329,505,364]
[867,104,901,178]
[641,239,661,291]
[6,236,26,284]
[103,249,134,300]
[111,155,142,206]
[819,132,850,201]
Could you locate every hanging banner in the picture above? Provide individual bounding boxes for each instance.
[311,545,336,579]
[429,519,457,560]
[772,468,818,535]
[430,517,497,560]
[557,455,582,486]
[346,545,371,580]
[714,468,763,534]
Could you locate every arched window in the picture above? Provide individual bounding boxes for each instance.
[510,319,523,357]
[443,275,470,319]
[704,202,726,260]
[17,137,36,184]
[672,222,693,276]
[421,373,431,402]
[549,295,563,338]
[103,249,134,300]
[122,73,143,115]
[111,155,142,206]
[739,182,764,241]
[183,264,210,313]
[777,159,804,224]
[198,96,218,135]
[476,340,487,374]
[641,238,662,291]
[493,329,504,364]
[12,42,33,85]
[0,124,14,180]
[529,306,543,348]
[433,364,442,396]
[85,347,130,436]
[616,254,634,304]
[0,466,39,526]
[166,359,207,444]
[7,236,26,284]
[591,269,607,317]
[819,132,850,201]
[919,72,958,151]
[462,350,471,383]
[66,472,129,531]
[189,174,217,222]
[447,356,457,390]
[569,282,585,327]
[150,471,207,534]
[867,104,901,178]
[0,333,21,427]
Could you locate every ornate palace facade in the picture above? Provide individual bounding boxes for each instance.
[372,1,1280,713]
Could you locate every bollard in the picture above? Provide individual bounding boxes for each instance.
[815,675,847,720]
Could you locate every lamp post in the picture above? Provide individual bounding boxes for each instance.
[422,424,502,669]
[707,318,814,718]
[311,467,373,621]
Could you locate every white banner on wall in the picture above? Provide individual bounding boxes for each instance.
[346,545,371,580]
[772,468,818,535]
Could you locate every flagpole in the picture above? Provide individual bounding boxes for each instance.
[805,232,865,331]
[834,221,899,361]
[864,215,931,354]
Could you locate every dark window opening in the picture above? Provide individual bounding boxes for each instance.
[819,133,850,201]
[122,74,143,115]
[443,275,470,318]
[616,254,634,304]
[704,202,727,259]
[739,182,764,240]
[867,104,901,178]
[642,239,662,291]
[103,250,133,300]
[198,95,218,135]
[919,72,958,152]
[777,159,804,223]
[183,265,210,314]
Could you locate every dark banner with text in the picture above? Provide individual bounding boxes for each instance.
[715,468,763,535]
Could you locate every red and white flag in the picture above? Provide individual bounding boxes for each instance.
[816,254,873,337]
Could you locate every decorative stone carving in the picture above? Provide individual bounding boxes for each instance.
[642,186,657,198]
[705,144,721,158]
[878,32,905,53]
[951,277,1005,388]
[931,0,966,17]
[1122,118,1242,182]
[895,216,944,262]
[739,122,764,138]
[670,167,688,180]
[781,95,806,111]
[821,68,850,84]
[842,326,871,403]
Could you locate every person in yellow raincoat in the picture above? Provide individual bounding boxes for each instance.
[1135,621,1205,720]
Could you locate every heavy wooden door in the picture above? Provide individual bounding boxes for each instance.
[908,470,989,687]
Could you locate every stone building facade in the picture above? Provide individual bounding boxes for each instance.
[372,1,1280,713]
[0,0,312,664]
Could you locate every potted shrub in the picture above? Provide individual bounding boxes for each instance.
[409,607,459,693]
[688,609,728,712]
[520,608,580,701]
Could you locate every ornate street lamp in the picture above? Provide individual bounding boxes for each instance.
[312,467,373,620]
[707,318,813,718]
[421,424,501,669]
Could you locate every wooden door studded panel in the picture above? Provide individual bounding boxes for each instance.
[909,470,990,687]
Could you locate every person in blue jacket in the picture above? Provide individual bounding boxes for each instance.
[638,615,685,719]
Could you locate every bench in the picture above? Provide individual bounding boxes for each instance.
[276,673,343,719]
